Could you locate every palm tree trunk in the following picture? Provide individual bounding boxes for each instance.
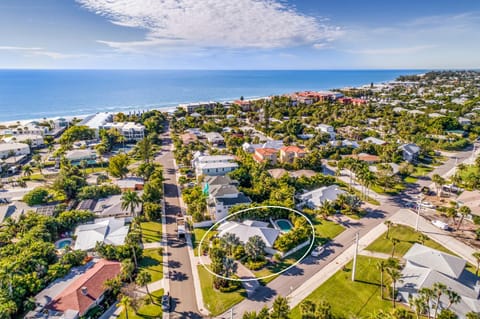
[456,216,464,231]
[146,284,154,303]
[433,296,441,319]
[392,281,396,308]
[380,271,384,299]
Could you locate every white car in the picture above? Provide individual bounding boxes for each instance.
[311,245,325,257]
[432,220,450,230]
[420,202,436,209]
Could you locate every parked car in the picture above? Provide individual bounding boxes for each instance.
[161,294,171,311]
[311,245,325,257]
[420,201,436,209]
[432,220,450,230]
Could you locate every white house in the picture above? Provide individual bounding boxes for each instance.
[74,217,129,251]
[316,124,336,140]
[65,149,97,166]
[80,112,113,137]
[218,220,281,255]
[3,134,44,148]
[0,142,30,159]
[398,244,480,319]
[399,143,421,163]
[297,185,346,209]
[362,136,386,146]
[193,154,238,177]
[101,122,145,141]
[205,181,251,220]
[204,132,225,146]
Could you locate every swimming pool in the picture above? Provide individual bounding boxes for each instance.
[55,238,73,249]
[274,219,293,232]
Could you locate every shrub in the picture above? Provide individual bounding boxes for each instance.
[246,259,267,270]
[473,215,480,225]
[22,187,50,206]
[77,184,121,200]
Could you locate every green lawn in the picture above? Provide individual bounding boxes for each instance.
[197,266,246,316]
[141,221,162,243]
[290,256,394,319]
[366,224,478,274]
[412,164,433,177]
[192,227,216,256]
[118,289,164,319]
[139,248,163,282]
[403,176,417,184]
[370,183,405,196]
[366,224,451,258]
[313,218,345,243]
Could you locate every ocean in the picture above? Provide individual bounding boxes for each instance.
[0,69,424,122]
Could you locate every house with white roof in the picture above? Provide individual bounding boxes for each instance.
[362,136,386,146]
[65,149,97,166]
[80,112,113,137]
[397,244,480,319]
[192,154,238,177]
[204,176,251,220]
[93,195,141,217]
[74,217,129,251]
[399,143,421,163]
[218,220,281,255]
[101,122,146,141]
[297,185,346,209]
[204,132,225,146]
[3,134,44,148]
[0,142,30,159]
[316,124,336,140]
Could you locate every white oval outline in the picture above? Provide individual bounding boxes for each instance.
[198,205,316,282]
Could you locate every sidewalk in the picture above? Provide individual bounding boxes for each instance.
[235,261,260,297]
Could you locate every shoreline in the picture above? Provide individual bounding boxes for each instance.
[0,70,423,127]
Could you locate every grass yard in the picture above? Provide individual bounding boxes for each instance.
[412,164,433,177]
[313,218,345,243]
[139,248,163,282]
[141,221,162,243]
[366,224,452,258]
[366,224,478,274]
[197,266,246,316]
[118,289,164,319]
[290,256,394,319]
[403,176,417,184]
[370,183,405,196]
[192,227,216,256]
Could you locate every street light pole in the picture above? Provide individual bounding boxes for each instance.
[415,195,423,232]
[352,232,359,282]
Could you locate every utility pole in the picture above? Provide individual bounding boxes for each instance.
[230,307,234,319]
[352,232,359,282]
[415,195,423,232]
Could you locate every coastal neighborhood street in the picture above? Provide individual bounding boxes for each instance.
[157,128,203,319]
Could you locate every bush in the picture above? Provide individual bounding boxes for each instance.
[22,187,50,206]
[473,215,480,225]
[246,259,267,270]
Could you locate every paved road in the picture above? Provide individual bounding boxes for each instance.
[157,128,202,319]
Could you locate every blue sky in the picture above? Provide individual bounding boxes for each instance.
[1,0,479,69]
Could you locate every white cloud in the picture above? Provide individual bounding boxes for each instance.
[0,46,88,59]
[347,45,435,55]
[76,0,341,50]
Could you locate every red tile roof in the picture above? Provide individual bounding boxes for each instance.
[280,146,306,154]
[255,148,278,156]
[46,259,121,316]
[345,153,380,162]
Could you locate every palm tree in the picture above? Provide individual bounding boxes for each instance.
[136,270,153,303]
[472,252,480,277]
[418,233,428,245]
[80,159,88,175]
[117,295,132,319]
[390,238,400,257]
[432,282,447,319]
[386,267,401,308]
[418,287,435,319]
[22,164,33,177]
[245,235,266,261]
[318,200,335,219]
[221,233,240,256]
[377,260,387,299]
[136,137,154,164]
[409,295,428,319]
[222,257,237,278]
[445,289,461,310]
[456,205,471,231]
[300,300,316,317]
[384,221,393,239]
[121,190,142,218]
[121,259,135,282]
[270,296,290,319]
[432,174,445,199]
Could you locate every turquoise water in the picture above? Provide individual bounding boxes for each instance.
[56,239,73,249]
[276,219,293,232]
[0,69,425,121]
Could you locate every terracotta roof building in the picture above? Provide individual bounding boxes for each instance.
[280,146,307,164]
[253,148,277,165]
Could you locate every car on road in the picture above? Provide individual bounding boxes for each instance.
[311,245,325,257]
[432,220,450,230]
[161,294,171,311]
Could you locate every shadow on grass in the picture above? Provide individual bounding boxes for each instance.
[139,257,161,268]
